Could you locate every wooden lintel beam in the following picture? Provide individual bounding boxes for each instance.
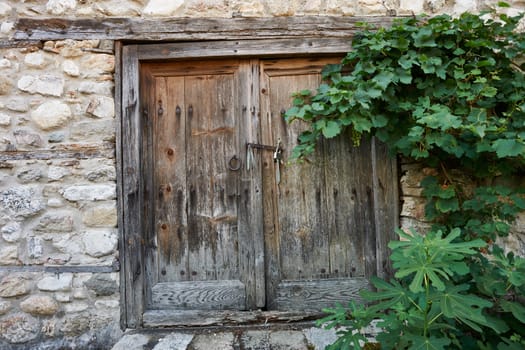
[13,16,398,41]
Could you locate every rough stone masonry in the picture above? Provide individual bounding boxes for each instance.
[0,0,523,349]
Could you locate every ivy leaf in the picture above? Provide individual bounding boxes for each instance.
[435,197,459,212]
[373,70,395,90]
[321,120,341,138]
[413,27,437,47]
[492,139,525,157]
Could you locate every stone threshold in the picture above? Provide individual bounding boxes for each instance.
[112,322,338,350]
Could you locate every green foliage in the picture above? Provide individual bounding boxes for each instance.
[318,229,525,349]
[285,6,525,350]
[285,10,525,177]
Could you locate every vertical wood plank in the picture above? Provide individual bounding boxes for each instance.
[120,44,144,328]
[115,40,126,330]
[185,70,240,283]
[141,65,156,309]
[237,60,265,308]
[260,64,279,309]
[322,133,368,279]
[372,138,398,279]
[154,76,188,283]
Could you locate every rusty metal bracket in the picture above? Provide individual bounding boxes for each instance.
[246,142,278,151]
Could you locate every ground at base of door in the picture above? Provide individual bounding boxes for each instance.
[111,324,340,350]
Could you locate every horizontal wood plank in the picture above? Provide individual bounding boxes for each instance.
[275,278,369,311]
[151,280,246,310]
[143,309,322,327]
[136,38,352,60]
[0,143,115,161]
[14,16,398,41]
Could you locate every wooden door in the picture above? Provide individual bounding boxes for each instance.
[141,60,261,312]
[140,57,397,317]
[260,58,391,311]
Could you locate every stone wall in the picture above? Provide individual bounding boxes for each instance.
[0,1,523,349]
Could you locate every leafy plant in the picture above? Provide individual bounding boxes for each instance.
[285,5,525,349]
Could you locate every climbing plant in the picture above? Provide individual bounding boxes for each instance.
[285,4,525,349]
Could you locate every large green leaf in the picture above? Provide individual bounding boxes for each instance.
[492,139,525,158]
[440,284,498,332]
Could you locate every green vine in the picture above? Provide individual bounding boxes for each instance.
[285,5,525,349]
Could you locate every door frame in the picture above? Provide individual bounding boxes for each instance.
[118,38,398,329]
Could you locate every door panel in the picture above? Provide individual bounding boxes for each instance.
[145,60,249,311]
[260,58,372,311]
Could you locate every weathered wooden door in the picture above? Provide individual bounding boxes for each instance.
[141,60,262,312]
[140,57,397,317]
[260,58,393,311]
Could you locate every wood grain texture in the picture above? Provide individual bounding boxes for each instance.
[151,280,246,310]
[136,38,352,60]
[372,138,399,279]
[120,45,144,328]
[122,49,400,326]
[142,60,257,312]
[115,41,126,330]
[260,58,377,311]
[143,309,322,327]
[0,143,114,161]
[275,278,369,311]
[14,16,398,41]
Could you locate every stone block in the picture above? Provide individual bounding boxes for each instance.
[64,302,89,313]
[18,75,64,97]
[46,0,76,15]
[78,81,114,95]
[24,52,48,68]
[82,229,118,257]
[86,95,115,119]
[20,295,59,315]
[62,184,116,202]
[17,167,44,183]
[0,274,31,297]
[240,330,271,350]
[0,75,12,94]
[31,100,71,130]
[112,333,151,350]
[303,327,338,350]
[153,333,194,350]
[13,129,44,149]
[85,165,116,182]
[37,273,73,292]
[0,2,12,17]
[189,332,235,350]
[27,236,44,259]
[0,300,10,315]
[81,54,115,75]
[0,313,40,344]
[35,213,75,232]
[48,166,72,181]
[143,0,184,16]
[0,245,18,265]
[84,273,118,296]
[83,202,117,227]
[0,186,44,218]
[6,98,29,113]
[63,60,80,77]
[0,112,11,126]
[70,119,115,142]
[269,331,308,350]
[1,221,22,242]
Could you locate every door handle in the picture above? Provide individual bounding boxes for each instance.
[228,155,242,171]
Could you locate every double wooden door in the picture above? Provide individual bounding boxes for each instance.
[140,57,397,317]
